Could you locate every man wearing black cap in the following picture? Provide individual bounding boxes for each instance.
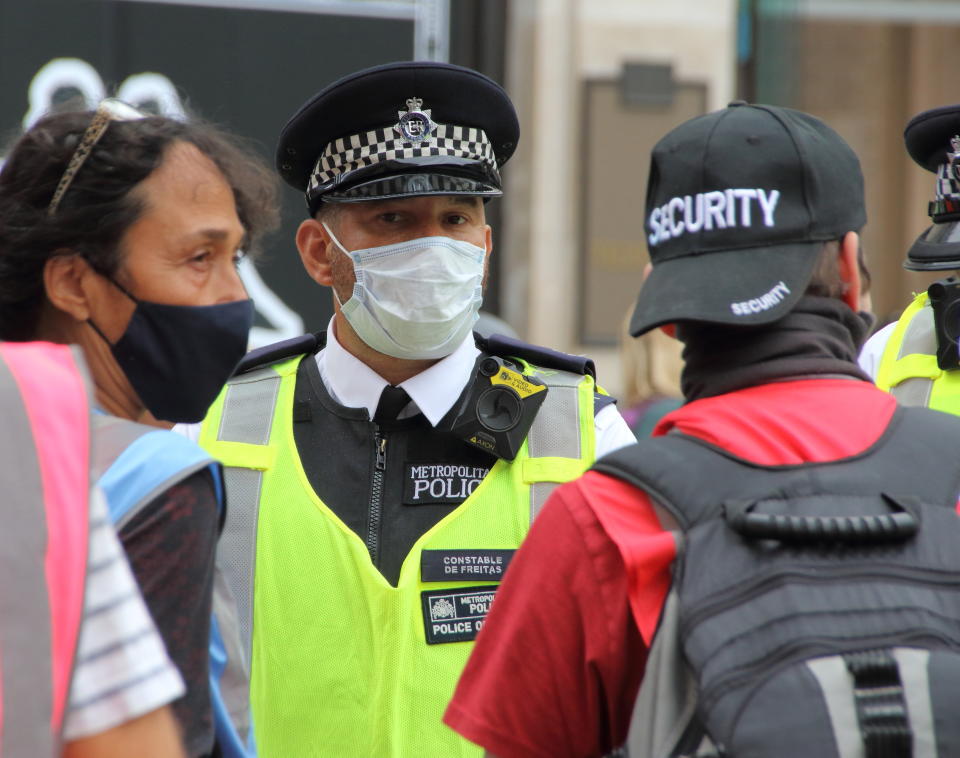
[197,61,634,758]
[859,104,960,408]
[444,103,960,758]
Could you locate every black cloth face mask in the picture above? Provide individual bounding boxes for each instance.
[90,279,254,423]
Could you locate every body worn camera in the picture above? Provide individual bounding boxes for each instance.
[928,276,960,369]
[450,356,548,461]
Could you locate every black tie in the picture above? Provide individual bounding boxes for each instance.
[374,385,411,423]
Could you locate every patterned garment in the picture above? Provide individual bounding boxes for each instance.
[120,469,219,757]
[63,487,185,740]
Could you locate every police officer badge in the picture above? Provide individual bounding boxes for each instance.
[948,136,960,181]
[394,97,437,144]
[430,597,456,620]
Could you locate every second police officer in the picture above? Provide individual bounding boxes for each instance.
[861,103,960,409]
[197,61,636,757]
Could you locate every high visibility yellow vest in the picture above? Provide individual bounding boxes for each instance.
[876,292,960,412]
[200,353,597,757]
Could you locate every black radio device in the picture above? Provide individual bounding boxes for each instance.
[928,276,960,369]
[449,356,548,461]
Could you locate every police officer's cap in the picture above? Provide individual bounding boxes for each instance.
[904,104,960,271]
[277,61,519,213]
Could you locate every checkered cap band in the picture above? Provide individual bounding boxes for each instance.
[928,162,960,220]
[308,123,497,197]
[937,162,960,200]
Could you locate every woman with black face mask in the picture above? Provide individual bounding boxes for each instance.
[0,100,278,758]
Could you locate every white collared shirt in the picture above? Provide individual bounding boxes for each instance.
[857,321,896,380]
[319,318,636,457]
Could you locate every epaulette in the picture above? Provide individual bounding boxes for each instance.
[234,332,324,376]
[475,332,596,380]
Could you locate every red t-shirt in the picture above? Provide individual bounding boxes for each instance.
[444,379,899,758]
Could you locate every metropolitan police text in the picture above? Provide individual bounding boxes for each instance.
[409,465,489,500]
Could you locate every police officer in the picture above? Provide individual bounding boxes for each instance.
[860,104,960,410]
[199,61,635,758]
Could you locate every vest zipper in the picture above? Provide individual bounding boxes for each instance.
[366,430,388,565]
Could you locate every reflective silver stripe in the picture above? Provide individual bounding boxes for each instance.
[898,304,936,360]
[212,564,252,743]
[807,656,864,758]
[0,355,54,757]
[890,305,937,406]
[625,585,698,758]
[218,369,281,446]
[214,368,281,704]
[889,376,933,407]
[218,468,266,667]
[526,371,584,522]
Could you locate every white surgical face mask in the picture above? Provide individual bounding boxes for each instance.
[323,222,486,360]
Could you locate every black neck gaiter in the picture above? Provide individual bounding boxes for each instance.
[678,296,874,402]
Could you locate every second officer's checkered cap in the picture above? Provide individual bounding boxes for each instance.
[902,104,960,271]
[630,102,866,336]
[276,61,519,212]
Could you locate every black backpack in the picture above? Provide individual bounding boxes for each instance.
[594,405,960,758]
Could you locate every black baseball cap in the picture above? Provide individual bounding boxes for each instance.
[630,102,866,336]
[276,61,519,213]
[903,104,960,271]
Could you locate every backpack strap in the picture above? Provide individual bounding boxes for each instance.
[624,587,703,758]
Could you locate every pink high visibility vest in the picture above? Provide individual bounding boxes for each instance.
[0,342,90,756]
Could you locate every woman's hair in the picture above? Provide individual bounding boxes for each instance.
[619,307,684,408]
[0,109,279,340]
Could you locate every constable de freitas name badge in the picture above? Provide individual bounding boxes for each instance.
[394,97,437,144]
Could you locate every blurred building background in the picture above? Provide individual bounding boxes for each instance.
[0,0,955,397]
